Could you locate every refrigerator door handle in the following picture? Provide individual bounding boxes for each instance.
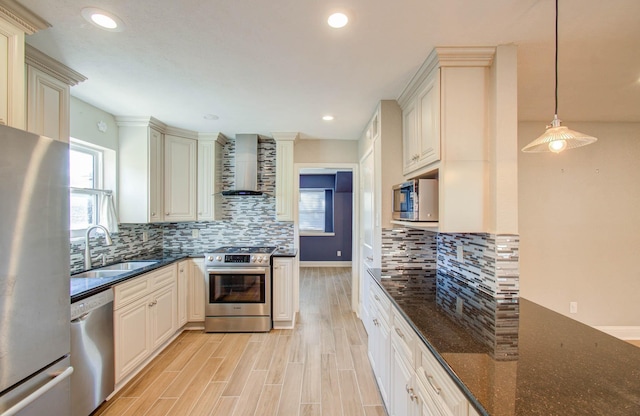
[0,366,74,416]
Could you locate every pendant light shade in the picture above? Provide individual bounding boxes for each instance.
[521,0,597,153]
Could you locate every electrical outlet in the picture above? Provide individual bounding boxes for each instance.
[337,250,342,257]
[570,301,578,314]
[192,229,199,238]
[456,297,464,315]
[456,245,464,262]
[142,230,148,242]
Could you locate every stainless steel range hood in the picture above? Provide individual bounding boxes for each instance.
[222,134,263,196]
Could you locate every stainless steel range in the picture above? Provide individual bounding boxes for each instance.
[204,246,277,332]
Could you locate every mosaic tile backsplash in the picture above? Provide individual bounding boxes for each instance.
[377,227,520,360]
[71,135,294,273]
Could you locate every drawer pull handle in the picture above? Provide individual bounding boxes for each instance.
[405,384,418,402]
[425,372,442,395]
[373,318,379,327]
[395,327,405,339]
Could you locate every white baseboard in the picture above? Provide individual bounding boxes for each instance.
[594,326,640,340]
[300,261,352,268]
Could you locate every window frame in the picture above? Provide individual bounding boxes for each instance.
[298,188,335,236]
[69,140,104,239]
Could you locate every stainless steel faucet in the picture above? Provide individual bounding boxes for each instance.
[85,225,114,270]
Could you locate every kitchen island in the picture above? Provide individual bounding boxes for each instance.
[368,268,640,415]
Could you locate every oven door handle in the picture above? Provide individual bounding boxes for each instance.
[207,267,268,274]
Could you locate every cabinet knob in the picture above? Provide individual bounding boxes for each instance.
[151,212,156,216]
[165,212,170,215]
[405,385,418,402]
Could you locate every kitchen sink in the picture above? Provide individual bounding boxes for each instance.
[96,260,158,271]
[72,270,126,279]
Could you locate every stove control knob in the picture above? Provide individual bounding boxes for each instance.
[251,256,256,263]
[215,256,222,262]
[257,256,263,263]
[207,256,213,262]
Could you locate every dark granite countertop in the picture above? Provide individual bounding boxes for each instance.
[368,268,640,415]
[71,250,295,303]
[70,253,191,303]
[271,248,298,257]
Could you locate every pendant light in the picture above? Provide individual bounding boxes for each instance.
[521,0,597,153]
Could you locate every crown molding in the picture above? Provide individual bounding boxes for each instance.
[115,116,166,131]
[25,44,87,86]
[397,46,496,107]
[0,0,50,34]
[271,132,298,142]
[198,132,228,145]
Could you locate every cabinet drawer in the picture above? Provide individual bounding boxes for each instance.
[149,264,177,290]
[369,282,390,324]
[114,275,150,309]
[391,307,416,366]
[416,342,468,416]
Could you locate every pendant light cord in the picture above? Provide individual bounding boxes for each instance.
[554,0,559,116]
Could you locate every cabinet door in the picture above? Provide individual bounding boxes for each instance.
[360,148,375,330]
[149,128,164,223]
[26,65,70,142]
[188,259,205,322]
[114,296,151,384]
[177,261,189,328]
[368,302,390,408]
[197,140,215,220]
[164,134,197,221]
[275,140,294,221]
[390,341,416,416]
[272,257,294,322]
[417,70,440,167]
[150,284,177,350]
[402,100,419,174]
[0,19,25,128]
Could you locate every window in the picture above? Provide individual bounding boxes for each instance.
[69,141,103,238]
[299,188,334,235]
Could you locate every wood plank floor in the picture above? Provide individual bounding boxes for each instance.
[94,267,385,416]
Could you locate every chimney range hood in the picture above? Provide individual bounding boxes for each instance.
[222,134,263,196]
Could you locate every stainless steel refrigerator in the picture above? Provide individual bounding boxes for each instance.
[0,125,72,415]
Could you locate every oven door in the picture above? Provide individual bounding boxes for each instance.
[205,267,270,317]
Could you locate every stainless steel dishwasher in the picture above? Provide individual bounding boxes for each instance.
[70,289,115,416]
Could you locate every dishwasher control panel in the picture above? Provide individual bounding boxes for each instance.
[71,290,114,320]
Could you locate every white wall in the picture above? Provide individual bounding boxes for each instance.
[294,139,359,164]
[70,96,118,150]
[518,121,640,326]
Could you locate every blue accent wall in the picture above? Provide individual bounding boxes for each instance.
[300,172,353,262]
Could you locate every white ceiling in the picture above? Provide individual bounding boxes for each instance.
[18,0,640,140]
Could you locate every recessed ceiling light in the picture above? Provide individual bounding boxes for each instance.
[204,114,219,120]
[327,12,348,28]
[322,115,335,121]
[81,8,124,32]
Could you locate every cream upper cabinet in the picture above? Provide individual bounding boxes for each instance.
[164,133,197,222]
[25,45,86,142]
[197,134,226,221]
[397,47,498,233]
[0,16,25,128]
[117,117,199,223]
[273,132,297,222]
[117,117,166,223]
[402,68,441,175]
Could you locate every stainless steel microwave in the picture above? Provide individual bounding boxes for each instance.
[392,179,438,221]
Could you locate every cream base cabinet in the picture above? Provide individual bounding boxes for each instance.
[164,134,197,222]
[188,258,205,322]
[113,264,178,384]
[272,256,298,329]
[177,260,189,327]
